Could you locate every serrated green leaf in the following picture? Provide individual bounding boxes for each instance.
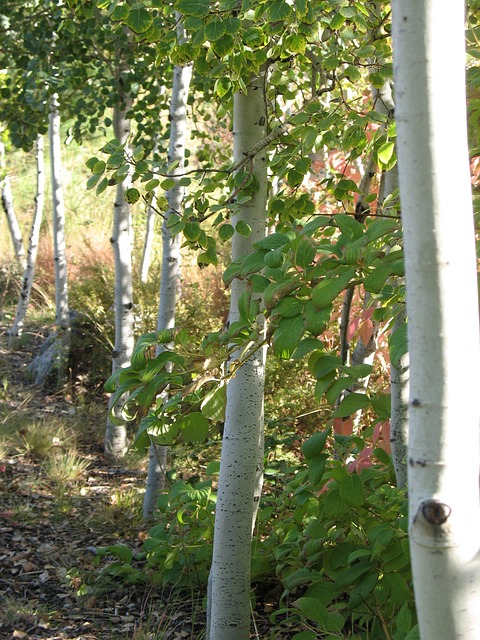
[267,0,293,21]
[126,5,153,33]
[205,17,226,41]
[175,0,210,15]
[212,33,235,57]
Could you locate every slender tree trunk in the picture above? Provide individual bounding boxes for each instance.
[50,94,70,381]
[207,71,268,640]
[390,309,409,489]
[140,196,156,283]
[9,134,45,343]
[0,142,26,269]
[392,2,480,637]
[143,46,193,519]
[104,78,134,459]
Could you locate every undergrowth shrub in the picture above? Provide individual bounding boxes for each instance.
[93,431,416,640]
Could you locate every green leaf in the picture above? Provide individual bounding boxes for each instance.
[218,223,234,241]
[285,33,306,54]
[177,412,209,443]
[334,392,370,417]
[96,177,109,195]
[308,454,328,486]
[254,233,290,251]
[239,251,266,277]
[105,544,133,563]
[215,76,232,98]
[335,214,364,240]
[125,188,140,204]
[339,473,366,507]
[293,598,329,625]
[312,270,355,307]
[205,18,226,41]
[235,220,251,237]
[86,173,101,190]
[145,178,160,191]
[212,33,235,57]
[292,236,316,269]
[311,354,342,379]
[175,0,210,17]
[377,141,395,167]
[127,6,153,33]
[303,301,332,336]
[303,429,330,459]
[291,338,323,359]
[201,385,226,421]
[92,160,106,174]
[390,321,408,367]
[267,0,293,21]
[273,315,305,359]
[272,296,303,318]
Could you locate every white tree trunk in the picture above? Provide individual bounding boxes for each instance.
[390,309,409,489]
[104,83,134,459]
[143,50,192,519]
[208,72,268,640]
[9,134,45,343]
[48,94,71,386]
[0,142,26,269]
[140,197,156,283]
[392,2,480,637]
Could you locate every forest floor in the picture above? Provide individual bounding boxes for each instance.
[0,324,212,640]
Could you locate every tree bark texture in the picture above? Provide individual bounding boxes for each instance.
[9,135,45,342]
[392,2,480,637]
[104,75,134,459]
[0,142,26,268]
[208,71,268,640]
[143,49,192,519]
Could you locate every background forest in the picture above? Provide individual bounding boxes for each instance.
[0,1,479,639]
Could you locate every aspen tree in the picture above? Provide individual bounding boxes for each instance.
[143,16,192,518]
[392,2,480,636]
[207,70,268,640]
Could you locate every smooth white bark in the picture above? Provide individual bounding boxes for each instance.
[140,197,156,283]
[105,83,134,459]
[50,95,69,331]
[9,135,45,342]
[392,2,480,637]
[208,72,268,640]
[143,51,192,519]
[0,142,26,269]
[390,309,409,489]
